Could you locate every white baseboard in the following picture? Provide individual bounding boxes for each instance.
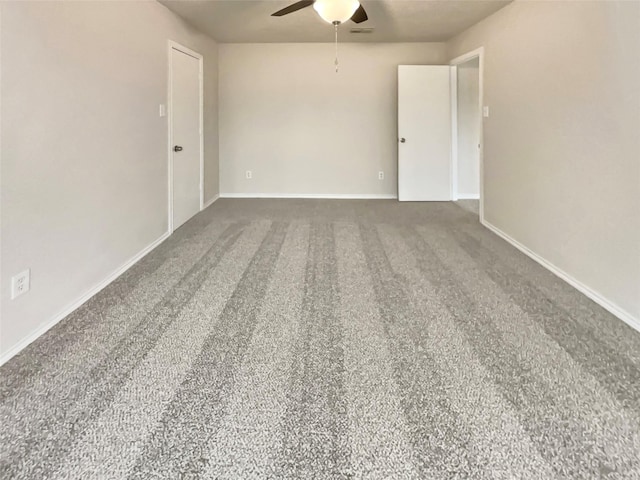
[481,219,640,333]
[0,231,171,367]
[456,194,480,200]
[220,193,398,200]
[202,194,220,210]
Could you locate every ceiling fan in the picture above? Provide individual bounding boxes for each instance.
[272,0,368,25]
[272,0,369,71]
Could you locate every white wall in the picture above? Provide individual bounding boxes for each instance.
[447,0,640,324]
[456,57,480,198]
[219,42,447,197]
[0,1,219,359]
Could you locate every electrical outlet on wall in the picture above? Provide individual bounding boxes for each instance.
[246,170,252,179]
[11,269,30,300]
[378,171,384,180]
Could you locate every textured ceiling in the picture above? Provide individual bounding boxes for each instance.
[159,0,512,43]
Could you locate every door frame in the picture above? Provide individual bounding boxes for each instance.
[450,47,485,221]
[167,40,204,233]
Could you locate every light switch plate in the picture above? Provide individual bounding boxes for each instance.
[483,106,490,118]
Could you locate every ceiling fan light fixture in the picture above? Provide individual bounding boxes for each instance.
[313,0,360,24]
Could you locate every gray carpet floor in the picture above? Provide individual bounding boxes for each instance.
[1,199,639,479]
[454,199,479,216]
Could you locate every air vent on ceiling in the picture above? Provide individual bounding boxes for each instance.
[350,28,374,34]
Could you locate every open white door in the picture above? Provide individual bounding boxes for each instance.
[170,43,202,231]
[398,65,452,201]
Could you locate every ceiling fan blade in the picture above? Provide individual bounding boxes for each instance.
[271,0,315,17]
[350,4,368,23]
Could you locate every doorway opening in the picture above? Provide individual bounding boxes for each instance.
[451,47,484,220]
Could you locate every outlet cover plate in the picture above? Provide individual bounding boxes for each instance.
[11,269,30,300]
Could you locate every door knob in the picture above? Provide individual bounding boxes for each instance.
[174,145,183,152]
[399,138,406,143]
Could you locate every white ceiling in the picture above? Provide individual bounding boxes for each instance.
[159,0,512,43]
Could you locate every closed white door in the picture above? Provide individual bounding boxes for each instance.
[171,45,201,230]
[398,65,452,201]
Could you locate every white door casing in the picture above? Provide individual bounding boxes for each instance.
[398,65,452,201]
[169,42,203,231]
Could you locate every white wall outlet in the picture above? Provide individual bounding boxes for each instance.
[246,170,252,179]
[159,104,166,117]
[11,269,30,300]
[483,105,490,118]
[378,171,384,180]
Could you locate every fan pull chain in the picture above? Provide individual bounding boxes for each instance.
[334,22,339,73]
